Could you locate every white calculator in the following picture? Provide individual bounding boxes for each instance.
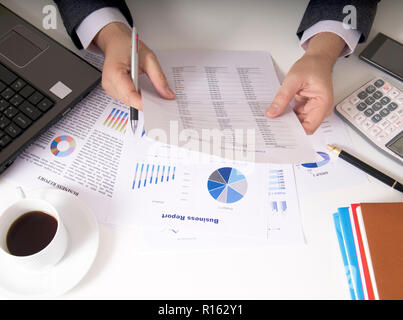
[335,78,403,164]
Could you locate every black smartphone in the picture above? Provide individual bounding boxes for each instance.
[359,33,403,82]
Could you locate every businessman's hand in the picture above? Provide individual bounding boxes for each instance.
[266,32,346,134]
[94,22,175,110]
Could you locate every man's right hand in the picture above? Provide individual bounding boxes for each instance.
[94,22,175,110]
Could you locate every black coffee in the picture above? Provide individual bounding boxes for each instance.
[6,211,58,256]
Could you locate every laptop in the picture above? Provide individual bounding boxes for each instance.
[0,4,101,174]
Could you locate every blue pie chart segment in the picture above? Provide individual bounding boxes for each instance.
[207,167,247,203]
[301,152,330,168]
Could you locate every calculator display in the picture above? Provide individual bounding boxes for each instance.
[386,132,403,158]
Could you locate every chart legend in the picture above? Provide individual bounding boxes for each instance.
[268,169,285,191]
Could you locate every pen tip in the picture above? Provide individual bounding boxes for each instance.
[327,144,335,150]
[327,144,341,155]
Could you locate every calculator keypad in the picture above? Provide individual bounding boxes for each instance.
[336,78,403,160]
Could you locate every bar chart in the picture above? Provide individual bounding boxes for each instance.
[270,200,287,214]
[268,167,290,218]
[103,107,129,133]
[132,162,177,189]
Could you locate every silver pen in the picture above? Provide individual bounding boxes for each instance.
[130,26,139,133]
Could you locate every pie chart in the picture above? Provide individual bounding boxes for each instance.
[301,151,330,168]
[207,167,247,204]
[50,135,76,157]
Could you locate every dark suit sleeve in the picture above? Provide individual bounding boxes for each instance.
[53,0,133,49]
[297,0,380,43]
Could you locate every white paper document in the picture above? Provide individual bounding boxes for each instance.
[136,160,306,251]
[109,134,306,245]
[141,51,317,164]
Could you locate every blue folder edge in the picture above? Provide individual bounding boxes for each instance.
[333,207,364,300]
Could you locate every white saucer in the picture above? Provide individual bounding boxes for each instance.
[0,188,99,299]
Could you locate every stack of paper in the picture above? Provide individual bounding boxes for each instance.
[333,202,403,300]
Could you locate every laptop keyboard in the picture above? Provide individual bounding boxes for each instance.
[0,63,54,151]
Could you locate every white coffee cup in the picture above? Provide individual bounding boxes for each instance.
[0,188,69,270]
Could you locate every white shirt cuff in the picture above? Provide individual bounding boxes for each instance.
[300,20,361,57]
[76,7,131,54]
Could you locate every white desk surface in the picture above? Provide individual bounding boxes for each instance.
[0,0,402,300]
